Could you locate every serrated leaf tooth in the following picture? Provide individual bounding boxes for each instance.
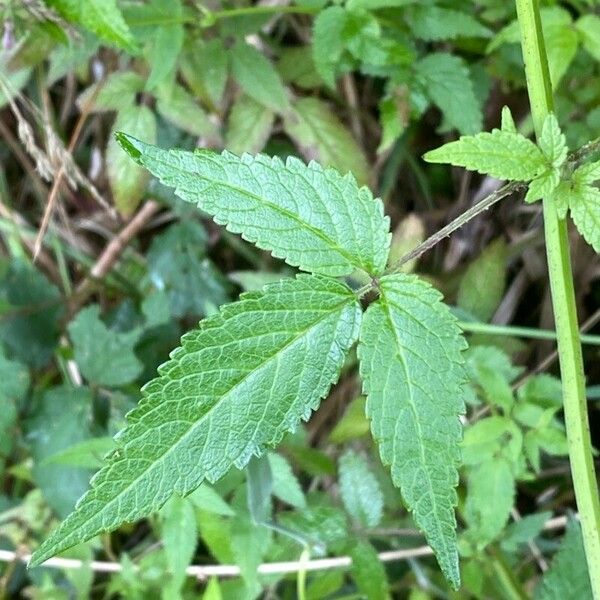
[358,274,467,589]
[116,135,390,276]
[30,275,360,567]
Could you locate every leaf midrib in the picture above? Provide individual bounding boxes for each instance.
[144,151,369,274]
[49,293,356,550]
[380,294,454,568]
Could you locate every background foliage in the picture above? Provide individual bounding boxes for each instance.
[0,0,599,598]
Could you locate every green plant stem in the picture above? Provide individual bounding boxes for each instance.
[515,0,600,595]
[458,321,600,346]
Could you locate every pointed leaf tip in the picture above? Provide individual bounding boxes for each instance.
[115,132,145,161]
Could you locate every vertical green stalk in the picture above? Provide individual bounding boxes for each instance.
[515,0,600,596]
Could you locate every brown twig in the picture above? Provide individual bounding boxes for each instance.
[72,200,161,311]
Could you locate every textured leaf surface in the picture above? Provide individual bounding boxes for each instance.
[406,6,491,41]
[534,520,593,600]
[30,275,361,565]
[424,129,547,181]
[229,43,289,112]
[225,95,274,155]
[68,305,143,387]
[569,185,600,253]
[312,6,347,88]
[49,0,137,52]
[338,450,383,527]
[349,540,390,600]
[464,457,515,548]
[283,97,370,185]
[539,114,567,168]
[117,135,390,276]
[358,273,467,588]
[415,53,483,135]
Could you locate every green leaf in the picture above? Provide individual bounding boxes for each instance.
[457,238,507,322]
[0,348,29,459]
[283,97,370,185]
[501,106,517,133]
[338,450,383,527]
[29,275,360,566]
[312,6,347,88]
[26,386,94,518]
[107,105,156,215]
[68,305,143,387]
[160,496,197,595]
[144,0,183,90]
[146,221,228,319]
[415,53,483,135]
[117,135,390,277]
[349,540,390,600]
[576,14,600,61]
[155,82,217,139]
[464,457,515,548]
[203,578,223,600]
[406,6,492,41]
[228,43,289,112]
[534,520,593,600]
[188,485,235,517]
[77,71,144,113]
[180,39,228,108]
[329,396,369,443]
[539,114,568,169]
[225,95,274,155]
[268,453,306,509]
[567,184,600,253]
[525,169,561,204]
[424,129,547,181]
[501,511,552,553]
[543,9,578,88]
[48,0,138,52]
[0,261,63,368]
[246,456,273,524]
[358,273,467,588]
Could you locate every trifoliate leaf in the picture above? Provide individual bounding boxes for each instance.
[338,450,383,527]
[568,185,600,253]
[525,169,561,204]
[228,43,289,112]
[117,135,390,277]
[424,129,547,181]
[29,275,361,566]
[358,273,467,589]
[283,97,370,185]
[539,114,568,169]
[534,520,593,600]
[415,53,483,135]
[406,6,492,41]
[501,106,517,133]
[68,305,143,387]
